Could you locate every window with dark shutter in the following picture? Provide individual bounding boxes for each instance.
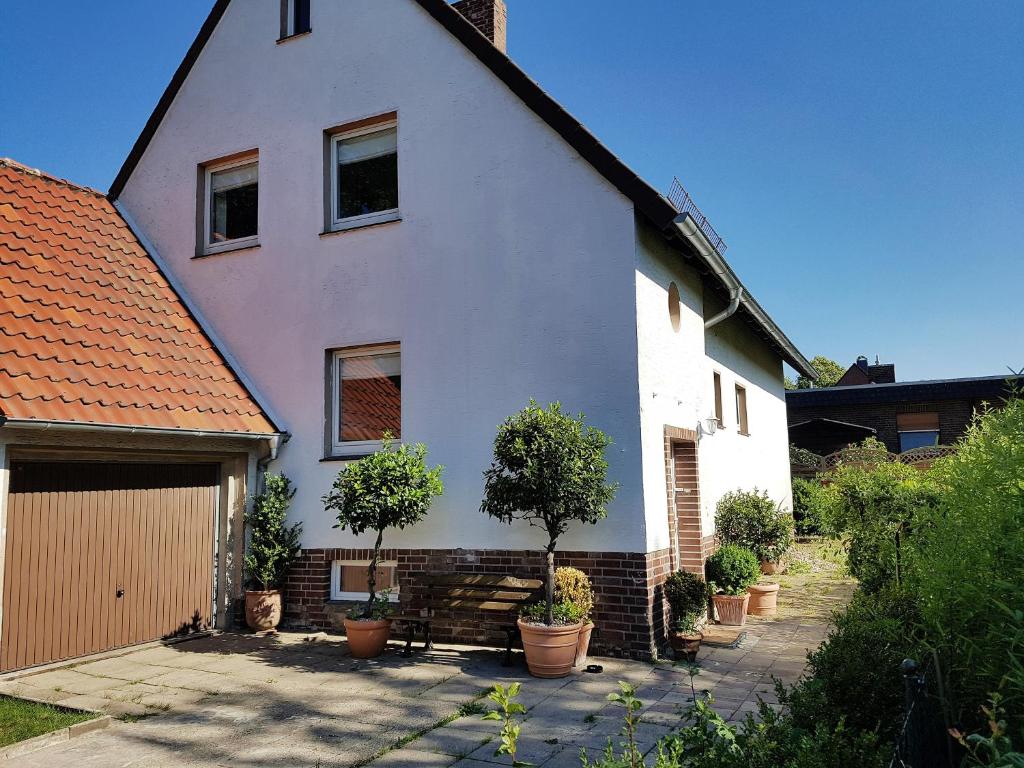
[281,0,311,39]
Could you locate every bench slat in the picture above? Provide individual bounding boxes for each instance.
[445,599,526,611]
[422,574,543,590]
[435,589,536,602]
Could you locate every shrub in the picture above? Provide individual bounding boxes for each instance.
[244,473,302,591]
[481,401,618,625]
[555,567,594,623]
[705,545,760,595]
[791,477,832,536]
[781,586,925,741]
[323,436,443,619]
[715,489,793,563]
[664,570,707,633]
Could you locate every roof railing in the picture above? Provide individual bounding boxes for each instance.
[667,177,728,255]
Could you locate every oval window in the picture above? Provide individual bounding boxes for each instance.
[668,282,681,332]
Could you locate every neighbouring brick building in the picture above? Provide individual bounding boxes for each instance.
[787,357,1021,455]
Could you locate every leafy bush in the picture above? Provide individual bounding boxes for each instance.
[715,489,793,563]
[705,545,760,596]
[323,437,443,619]
[664,571,707,633]
[244,473,302,591]
[791,477,833,536]
[520,600,585,626]
[555,567,594,623]
[781,586,925,741]
[821,460,939,592]
[482,401,618,625]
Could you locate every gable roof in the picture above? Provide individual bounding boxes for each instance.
[0,158,278,435]
[107,0,816,379]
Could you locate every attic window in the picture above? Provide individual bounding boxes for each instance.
[199,154,259,256]
[280,0,311,40]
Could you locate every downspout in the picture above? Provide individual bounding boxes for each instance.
[672,213,745,330]
[704,286,743,330]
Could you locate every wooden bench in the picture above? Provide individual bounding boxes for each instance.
[392,574,544,665]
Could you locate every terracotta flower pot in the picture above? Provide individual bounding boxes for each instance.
[712,593,750,626]
[245,590,282,631]
[747,583,780,617]
[669,631,703,662]
[760,560,781,575]
[518,619,583,679]
[344,618,392,658]
[575,622,595,667]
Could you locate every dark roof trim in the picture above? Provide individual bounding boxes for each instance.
[108,0,232,198]
[788,418,876,434]
[108,0,811,375]
[786,375,1021,407]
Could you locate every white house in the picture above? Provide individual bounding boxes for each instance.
[110,0,815,658]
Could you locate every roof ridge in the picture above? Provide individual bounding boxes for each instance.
[0,158,106,200]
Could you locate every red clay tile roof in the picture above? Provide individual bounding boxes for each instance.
[0,158,276,434]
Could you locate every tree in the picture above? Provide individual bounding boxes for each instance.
[323,436,443,619]
[245,473,303,591]
[481,401,618,625]
[790,355,846,389]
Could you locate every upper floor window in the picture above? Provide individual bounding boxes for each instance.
[281,0,311,39]
[329,118,399,232]
[200,154,258,256]
[735,384,749,435]
[713,372,724,426]
[329,344,401,456]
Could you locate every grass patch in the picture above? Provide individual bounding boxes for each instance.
[0,696,96,747]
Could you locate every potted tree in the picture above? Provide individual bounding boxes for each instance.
[244,473,302,632]
[482,401,618,678]
[705,545,760,626]
[555,567,595,667]
[664,570,708,661]
[714,489,794,574]
[323,436,443,659]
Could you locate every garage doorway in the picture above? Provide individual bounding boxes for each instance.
[1,461,219,672]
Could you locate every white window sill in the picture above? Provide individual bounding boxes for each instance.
[324,210,401,235]
[197,238,260,258]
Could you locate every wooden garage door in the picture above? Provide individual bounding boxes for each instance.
[1,462,219,672]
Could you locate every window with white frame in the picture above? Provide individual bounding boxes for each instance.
[202,157,258,254]
[330,560,400,602]
[329,345,401,455]
[330,120,399,231]
[281,0,311,38]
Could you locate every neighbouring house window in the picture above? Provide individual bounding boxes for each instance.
[202,157,258,255]
[713,372,724,426]
[330,120,399,231]
[330,560,399,601]
[735,384,749,434]
[897,412,940,451]
[281,0,311,38]
[329,345,401,455]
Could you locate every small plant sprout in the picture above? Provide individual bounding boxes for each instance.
[482,682,532,766]
[608,681,644,768]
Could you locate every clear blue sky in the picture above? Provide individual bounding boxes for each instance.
[3,1,1021,381]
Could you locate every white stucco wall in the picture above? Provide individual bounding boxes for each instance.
[118,0,647,553]
[633,222,792,553]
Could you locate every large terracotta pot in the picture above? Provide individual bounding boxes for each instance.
[344,618,392,659]
[245,590,282,631]
[518,619,583,678]
[575,622,595,667]
[712,593,750,627]
[760,560,782,575]
[669,631,703,662]
[748,583,780,616]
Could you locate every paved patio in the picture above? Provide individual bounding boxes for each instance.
[2,547,853,767]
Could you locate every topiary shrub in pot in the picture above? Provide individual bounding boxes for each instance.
[715,489,794,573]
[244,473,302,631]
[664,570,708,660]
[555,567,595,667]
[482,401,618,678]
[705,545,760,626]
[323,436,443,659]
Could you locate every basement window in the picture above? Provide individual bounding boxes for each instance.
[331,561,400,602]
[280,0,311,40]
[329,118,399,232]
[328,344,401,456]
[200,155,259,255]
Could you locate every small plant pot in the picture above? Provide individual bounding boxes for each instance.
[669,631,703,662]
[344,618,392,659]
[712,593,750,626]
[760,560,782,575]
[747,583,780,617]
[575,621,595,667]
[245,590,282,631]
[518,619,584,678]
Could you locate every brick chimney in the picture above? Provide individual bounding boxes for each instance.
[453,0,507,52]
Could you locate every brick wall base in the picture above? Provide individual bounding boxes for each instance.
[281,547,676,660]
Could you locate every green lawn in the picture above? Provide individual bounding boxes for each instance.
[0,695,96,747]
